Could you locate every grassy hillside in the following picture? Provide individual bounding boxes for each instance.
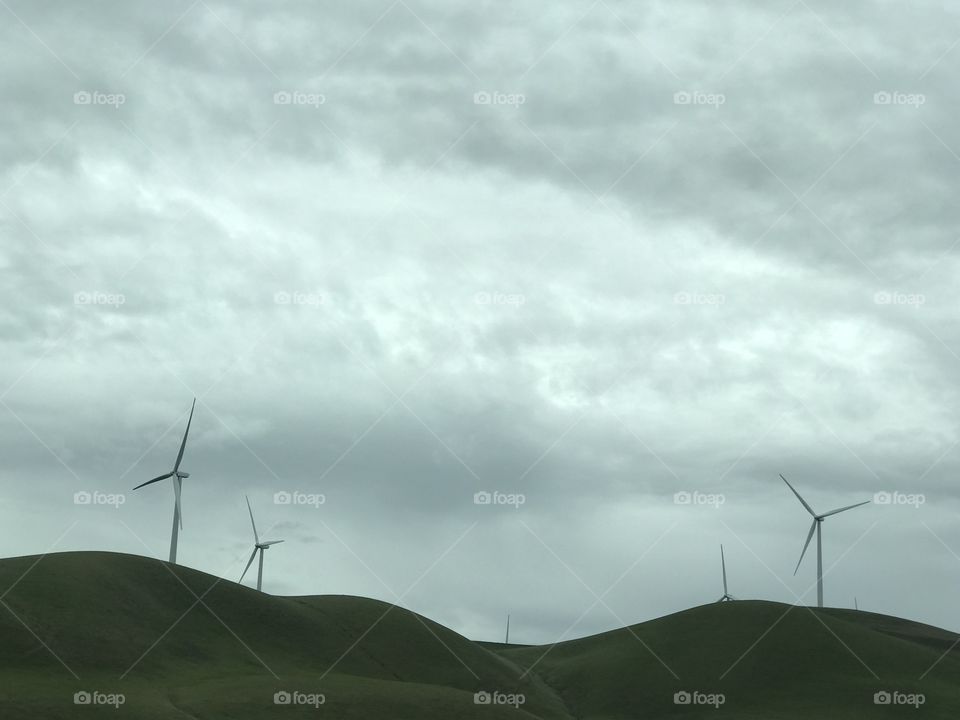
[0,551,569,719]
[0,551,957,718]
[498,600,960,719]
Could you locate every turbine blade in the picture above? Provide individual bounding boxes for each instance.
[174,476,183,529]
[721,544,728,595]
[173,398,196,472]
[794,519,817,575]
[820,499,871,518]
[780,474,816,517]
[239,548,257,583]
[245,495,259,544]
[132,471,174,490]
[261,539,284,546]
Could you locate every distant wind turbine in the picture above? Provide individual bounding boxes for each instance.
[780,473,870,608]
[239,495,284,592]
[505,614,511,644]
[133,398,196,564]
[717,544,735,602]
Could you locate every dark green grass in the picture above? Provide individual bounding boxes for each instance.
[0,551,957,718]
[0,551,568,719]
[498,600,960,719]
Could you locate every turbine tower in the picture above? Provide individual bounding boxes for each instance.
[717,544,735,602]
[505,614,511,644]
[133,398,196,564]
[240,495,284,592]
[780,473,870,608]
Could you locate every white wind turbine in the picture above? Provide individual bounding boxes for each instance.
[717,544,735,602]
[780,473,870,608]
[239,495,284,592]
[133,398,196,564]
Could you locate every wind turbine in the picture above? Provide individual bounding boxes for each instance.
[780,473,870,608]
[239,495,284,592]
[505,614,511,644]
[717,544,735,602]
[133,398,196,564]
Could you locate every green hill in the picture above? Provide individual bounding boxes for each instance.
[0,551,957,718]
[0,551,567,719]
[498,601,960,718]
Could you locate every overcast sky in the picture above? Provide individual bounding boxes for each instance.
[2,0,960,651]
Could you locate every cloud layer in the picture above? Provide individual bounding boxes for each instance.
[2,0,960,654]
